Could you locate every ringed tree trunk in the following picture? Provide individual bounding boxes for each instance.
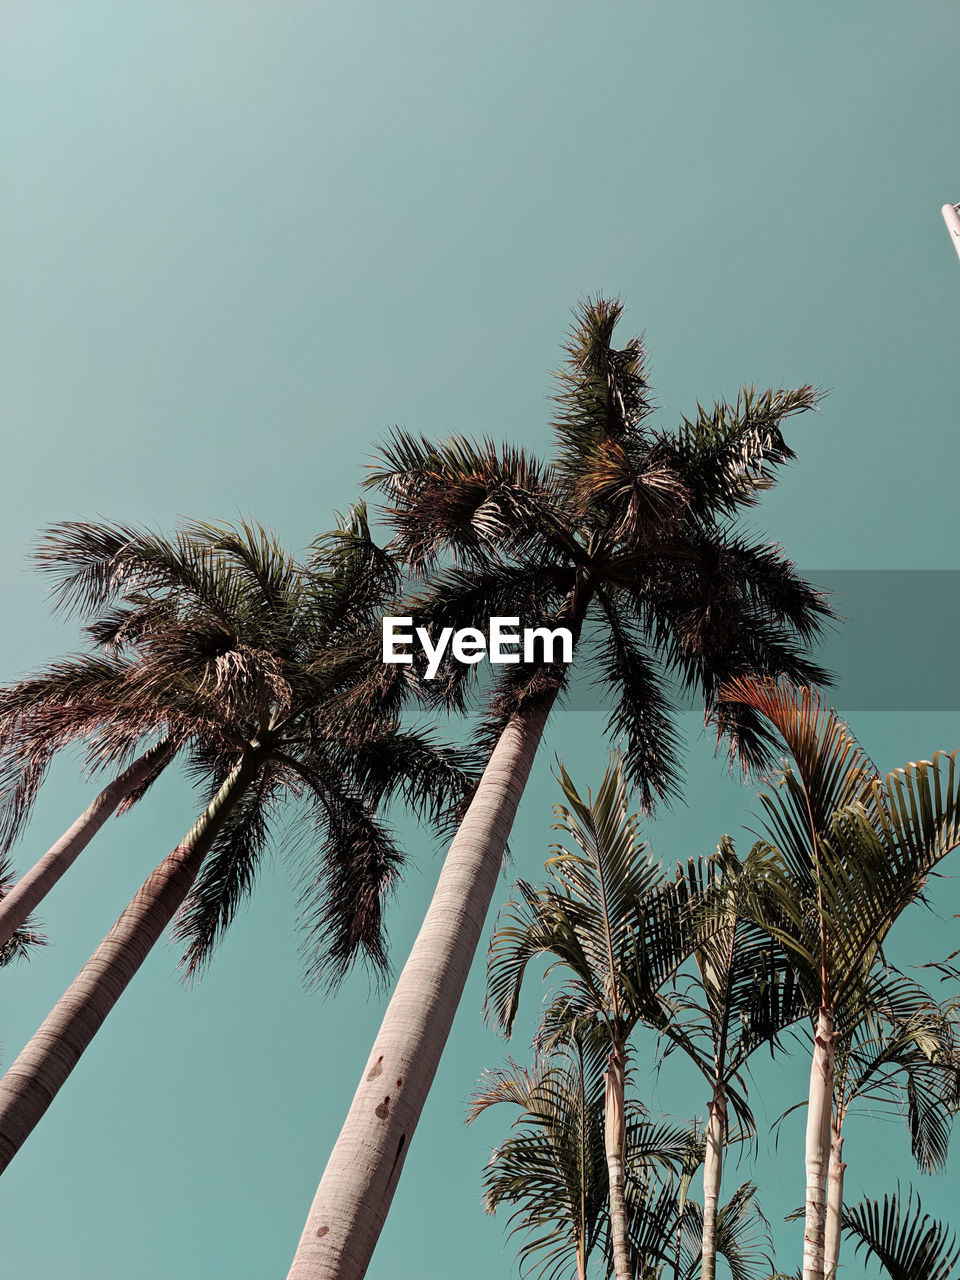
[0,752,257,1175]
[700,1083,727,1280]
[0,738,175,951]
[285,695,556,1280]
[604,1043,633,1280]
[823,1123,845,1278]
[803,1007,836,1280]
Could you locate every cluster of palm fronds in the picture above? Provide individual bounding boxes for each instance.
[1,297,957,1280]
[473,688,960,1280]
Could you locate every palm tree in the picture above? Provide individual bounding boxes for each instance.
[0,511,469,1173]
[484,758,697,1280]
[842,1186,960,1280]
[821,968,959,1275]
[469,1043,776,1280]
[642,1179,775,1280]
[469,1040,693,1280]
[663,843,807,1280]
[286,297,829,1279]
[722,677,960,1280]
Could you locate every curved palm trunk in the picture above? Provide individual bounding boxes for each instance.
[803,1007,836,1280]
[700,1084,727,1280]
[0,738,174,951]
[604,1044,632,1280]
[285,696,555,1280]
[0,753,256,1174]
[823,1125,845,1278]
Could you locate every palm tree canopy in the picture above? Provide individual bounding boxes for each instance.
[659,840,808,1139]
[485,757,693,1042]
[830,966,960,1171]
[367,297,832,806]
[721,679,960,1016]
[0,509,472,987]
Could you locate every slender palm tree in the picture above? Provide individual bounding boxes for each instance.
[779,971,960,1277]
[722,677,960,1280]
[0,510,469,1173]
[842,1186,960,1280]
[469,1039,693,1280]
[662,842,807,1280]
[484,759,697,1280]
[286,297,829,1279]
[821,968,959,1276]
[470,1041,777,1280]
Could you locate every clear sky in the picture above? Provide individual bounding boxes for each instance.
[2,3,959,1277]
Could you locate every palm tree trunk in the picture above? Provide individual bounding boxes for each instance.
[803,1006,836,1280]
[0,752,256,1175]
[0,738,174,951]
[604,1043,632,1280]
[823,1125,845,1277]
[701,1084,727,1280]
[285,696,555,1280]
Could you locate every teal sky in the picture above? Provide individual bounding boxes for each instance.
[2,4,960,1277]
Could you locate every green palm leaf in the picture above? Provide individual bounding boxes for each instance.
[842,1187,960,1280]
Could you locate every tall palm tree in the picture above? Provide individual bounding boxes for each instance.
[779,970,960,1276]
[485,759,696,1280]
[0,511,469,1173]
[663,843,807,1280]
[286,297,829,1279]
[722,677,960,1280]
[821,968,959,1275]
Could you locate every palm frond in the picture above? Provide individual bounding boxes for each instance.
[551,297,656,482]
[0,851,45,965]
[470,1041,609,1280]
[296,781,404,991]
[306,502,402,630]
[592,588,684,809]
[842,1186,960,1280]
[367,431,568,574]
[719,679,878,845]
[485,758,694,1041]
[174,767,277,979]
[675,1182,776,1280]
[335,725,475,833]
[34,520,244,622]
[663,384,820,517]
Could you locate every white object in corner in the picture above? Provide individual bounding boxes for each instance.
[942,202,960,262]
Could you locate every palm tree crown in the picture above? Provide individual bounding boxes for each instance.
[2,508,468,984]
[370,297,831,802]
